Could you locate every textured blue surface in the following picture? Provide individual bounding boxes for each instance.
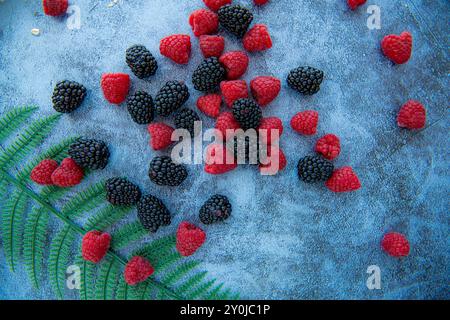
[0,0,449,299]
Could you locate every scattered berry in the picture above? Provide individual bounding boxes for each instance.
[160,34,191,64]
[137,195,171,233]
[219,51,249,80]
[347,0,366,10]
[287,66,324,95]
[232,98,262,130]
[203,0,232,11]
[51,158,84,187]
[215,111,241,139]
[204,143,237,174]
[42,0,68,16]
[199,35,225,58]
[148,156,188,186]
[325,167,361,193]
[68,138,110,170]
[52,80,86,113]
[124,256,154,285]
[218,5,253,38]
[199,194,232,224]
[254,0,269,5]
[147,123,175,150]
[381,232,410,258]
[232,135,261,165]
[174,108,201,137]
[105,177,141,206]
[258,116,283,145]
[220,80,248,107]
[127,91,154,124]
[250,76,280,106]
[154,81,190,117]
[30,159,58,185]
[381,32,413,65]
[197,94,222,118]
[297,155,334,183]
[101,73,130,104]
[315,134,341,160]
[243,24,272,52]
[290,110,319,135]
[189,9,219,37]
[397,100,426,129]
[125,45,158,79]
[259,147,287,175]
[81,231,111,264]
[176,222,206,257]
[192,57,226,92]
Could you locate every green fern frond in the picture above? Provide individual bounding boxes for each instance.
[0,106,37,142]
[84,205,131,231]
[154,251,182,273]
[77,255,96,300]
[115,278,130,300]
[133,235,176,258]
[205,283,224,300]
[111,221,147,249]
[162,260,201,287]
[61,181,106,218]
[187,279,216,300]
[177,271,208,295]
[94,257,120,300]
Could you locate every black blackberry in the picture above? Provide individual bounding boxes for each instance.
[127,91,154,124]
[154,81,190,117]
[287,66,324,95]
[137,195,171,233]
[126,45,158,79]
[232,98,262,130]
[199,194,232,225]
[148,156,188,186]
[192,57,226,92]
[51,80,87,113]
[218,5,253,38]
[174,108,201,137]
[297,155,334,183]
[231,134,264,165]
[105,177,141,206]
[68,138,110,170]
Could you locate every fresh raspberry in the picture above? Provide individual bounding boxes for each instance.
[347,0,366,10]
[160,34,191,64]
[189,9,219,37]
[101,73,130,104]
[243,24,272,52]
[147,123,175,150]
[381,31,413,65]
[259,147,287,175]
[51,158,84,187]
[250,76,281,106]
[197,94,222,118]
[219,51,249,80]
[258,117,283,145]
[381,232,410,258]
[176,222,206,257]
[254,0,269,5]
[81,231,111,264]
[215,111,241,140]
[220,80,248,107]
[204,143,237,174]
[124,256,154,285]
[203,0,232,12]
[42,0,68,16]
[315,134,341,160]
[199,35,225,58]
[290,110,319,135]
[30,159,58,185]
[397,100,426,129]
[325,167,361,193]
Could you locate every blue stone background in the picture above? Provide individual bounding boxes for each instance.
[0,0,449,299]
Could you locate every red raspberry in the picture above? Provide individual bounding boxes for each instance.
[243,24,272,52]
[220,80,248,107]
[347,0,366,10]
[42,0,68,16]
[202,0,232,12]
[51,158,84,187]
[215,111,241,140]
[381,232,410,258]
[325,167,361,193]
[147,123,175,150]
[259,147,287,175]
[290,110,319,135]
[254,0,269,5]
[219,51,249,80]
[199,35,225,58]
[397,100,426,129]
[315,134,341,160]
[124,256,154,285]
[81,231,111,264]
[197,94,222,118]
[250,76,281,106]
[176,222,206,257]
[258,117,283,145]
[101,73,130,104]
[160,34,191,64]
[189,9,219,37]
[381,31,413,65]
[204,143,237,174]
[30,159,58,185]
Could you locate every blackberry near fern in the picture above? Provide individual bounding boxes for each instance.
[105,177,142,205]
[218,5,253,38]
[297,155,334,183]
[192,57,226,92]
[127,91,154,124]
[287,66,324,95]
[155,80,190,116]
[232,98,262,130]
[137,195,171,233]
[199,194,232,224]
[52,80,87,113]
[174,108,201,137]
[126,45,158,79]
[68,138,110,170]
[148,156,188,186]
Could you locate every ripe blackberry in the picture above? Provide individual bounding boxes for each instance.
[192,57,226,92]
[127,91,154,124]
[174,108,201,137]
[218,5,253,38]
[155,81,190,117]
[199,194,232,224]
[287,66,324,95]
[68,138,110,170]
[126,45,158,79]
[137,195,171,233]
[52,80,87,113]
[231,134,264,165]
[148,156,188,186]
[232,98,262,130]
[297,155,334,183]
[105,177,141,206]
